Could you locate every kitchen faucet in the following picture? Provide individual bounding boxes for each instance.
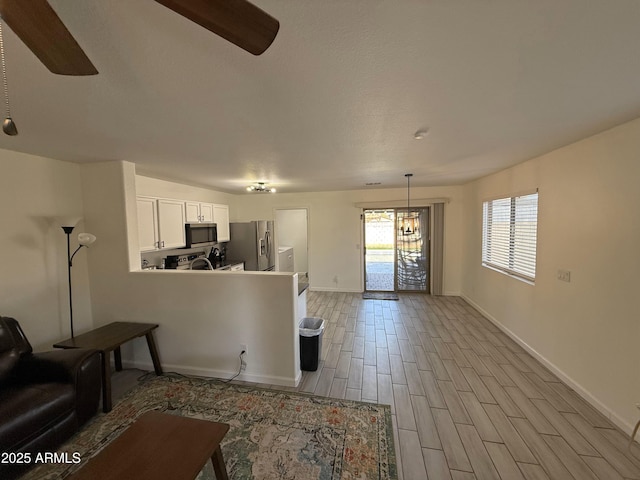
[189,257,214,270]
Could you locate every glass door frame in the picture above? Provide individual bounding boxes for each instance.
[363,209,396,292]
[362,207,430,293]
[396,207,430,293]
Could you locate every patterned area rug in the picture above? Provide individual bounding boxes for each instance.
[22,374,397,480]
[362,292,399,301]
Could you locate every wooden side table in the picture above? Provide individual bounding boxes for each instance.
[54,322,163,412]
[69,411,230,480]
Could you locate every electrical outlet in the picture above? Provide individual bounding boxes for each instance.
[240,344,248,355]
[557,269,571,283]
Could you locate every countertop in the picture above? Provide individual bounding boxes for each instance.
[211,259,243,270]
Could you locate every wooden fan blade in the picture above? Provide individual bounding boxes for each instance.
[155,0,279,56]
[0,0,97,75]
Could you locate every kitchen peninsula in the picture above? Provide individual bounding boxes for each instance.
[82,162,303,390]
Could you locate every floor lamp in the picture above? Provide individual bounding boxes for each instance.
[61,224,96,338]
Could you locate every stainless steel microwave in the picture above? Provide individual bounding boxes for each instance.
[185,223,217,248]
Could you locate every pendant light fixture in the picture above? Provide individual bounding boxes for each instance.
[403,173,415,235]
[0,20,17,136]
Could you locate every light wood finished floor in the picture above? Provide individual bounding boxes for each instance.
[113,292,640,480]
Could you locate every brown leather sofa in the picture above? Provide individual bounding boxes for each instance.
[0,317,101,479]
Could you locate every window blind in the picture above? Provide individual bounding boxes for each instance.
[482,192,538,281]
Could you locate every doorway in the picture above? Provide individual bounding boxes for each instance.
[363,208,429,293]
[274,208,309,278]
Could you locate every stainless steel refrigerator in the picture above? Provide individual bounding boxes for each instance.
[227,221,275,271]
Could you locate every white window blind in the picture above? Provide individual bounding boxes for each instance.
[482,192,538,281]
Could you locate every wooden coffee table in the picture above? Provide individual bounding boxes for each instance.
[54,322,163,412]
[69,411,230,480]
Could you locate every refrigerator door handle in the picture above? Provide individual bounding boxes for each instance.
[259,238,265,256]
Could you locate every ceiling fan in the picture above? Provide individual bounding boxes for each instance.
[0,0,280,76]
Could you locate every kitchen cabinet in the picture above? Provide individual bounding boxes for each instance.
[137,196,186,251]
[213,204,230,242]
[185,202,214,223]
[137,197,159,252]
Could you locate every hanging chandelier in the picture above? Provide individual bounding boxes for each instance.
[246,182,276,193]
[403,173,415,235]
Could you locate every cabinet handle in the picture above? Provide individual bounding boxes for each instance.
[161,241,165,248]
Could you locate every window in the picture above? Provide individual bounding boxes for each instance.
[482,192,538,281]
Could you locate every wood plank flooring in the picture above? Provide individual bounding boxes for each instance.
[112,291,640,480]
[286,292,640,480]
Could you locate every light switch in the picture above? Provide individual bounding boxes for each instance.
[557,270,571,282]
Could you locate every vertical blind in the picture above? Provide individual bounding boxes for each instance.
[482,192,538,281]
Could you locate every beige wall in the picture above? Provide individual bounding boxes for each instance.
[461,117,640,432]
[233,186,465,294]
[0,150,92,349]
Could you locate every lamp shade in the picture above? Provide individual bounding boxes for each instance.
[78,233,96,246]
[58,216,82,229]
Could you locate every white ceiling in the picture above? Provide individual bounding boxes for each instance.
[1,0,639,193]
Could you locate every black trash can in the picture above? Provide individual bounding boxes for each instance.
[299,317,325,371]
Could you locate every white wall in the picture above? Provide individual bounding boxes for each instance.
[135,175,235,209]
[275,208,308,274]
[82,162,301,386]
[460,117,640,433]
[234,187,464,294]
[0,150,93,349]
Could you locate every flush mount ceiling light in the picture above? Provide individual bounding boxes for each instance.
[246,182,276,193]
[413,128,429,140]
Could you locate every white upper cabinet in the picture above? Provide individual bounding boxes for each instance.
[137,197,186,251]
[185,202,214,223]
[158,199,186,249]
[213,204,230,242]
[137,197,159,252]
[200,203,214,223]
[137,196,228,251]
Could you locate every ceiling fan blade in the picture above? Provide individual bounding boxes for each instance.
[0,0,97,75]
[155,0,279,56]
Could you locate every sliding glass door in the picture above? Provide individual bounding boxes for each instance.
[397,208,429,292]
[363,208,429,293]
[363,209,395,291]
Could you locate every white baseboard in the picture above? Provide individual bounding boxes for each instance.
[461,293,634,435]
[309,287,362,293]
[122,360,301,388]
